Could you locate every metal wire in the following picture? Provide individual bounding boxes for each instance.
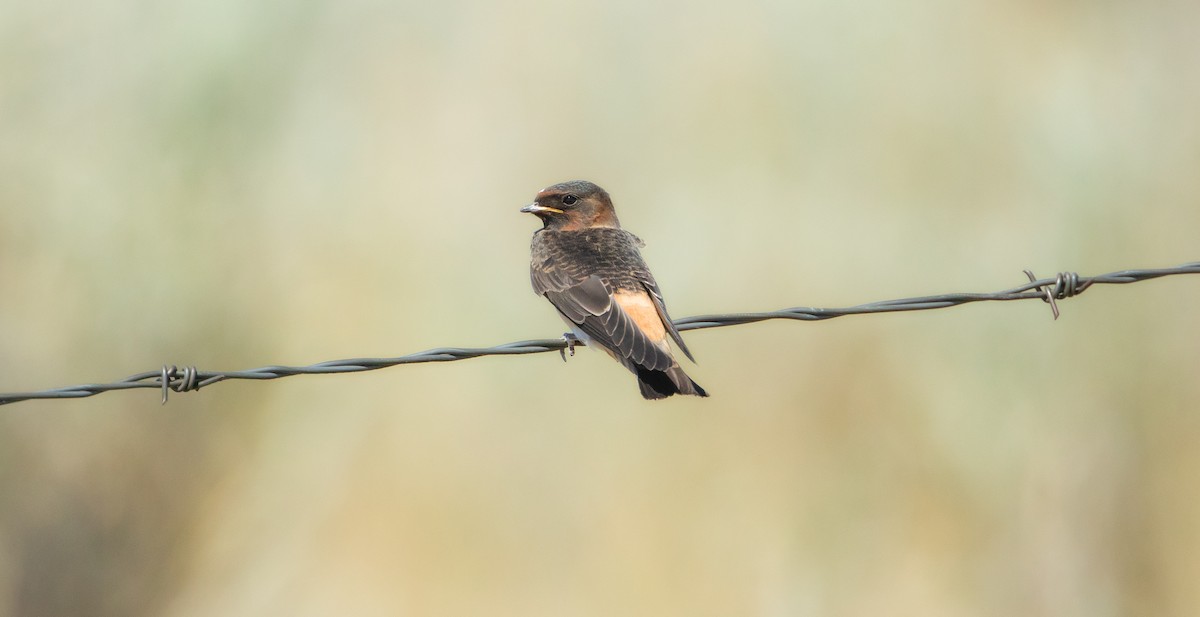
[2,261,1197,407]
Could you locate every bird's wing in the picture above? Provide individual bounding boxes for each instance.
[639,278,696,363]
[533,266,675,372]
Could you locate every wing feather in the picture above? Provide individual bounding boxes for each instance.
[541,278,674,372]
[640,280,695,363]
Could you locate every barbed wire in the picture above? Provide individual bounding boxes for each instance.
[1,261,1197,407]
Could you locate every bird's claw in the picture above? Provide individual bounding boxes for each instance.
[560,333,580,362]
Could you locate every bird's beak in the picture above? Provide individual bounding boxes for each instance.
[520,203,563,215]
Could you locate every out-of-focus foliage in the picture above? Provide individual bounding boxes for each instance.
[1,1,1198,615]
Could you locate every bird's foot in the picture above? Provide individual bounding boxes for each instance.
[560,333,582,362]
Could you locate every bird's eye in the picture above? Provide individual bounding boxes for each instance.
[561,194,578,206]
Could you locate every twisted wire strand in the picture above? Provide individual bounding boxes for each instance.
[2,261,1197,407]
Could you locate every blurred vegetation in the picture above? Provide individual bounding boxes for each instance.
[1,0,1199,615]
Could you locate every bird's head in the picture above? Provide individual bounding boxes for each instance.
[521,180,621,231]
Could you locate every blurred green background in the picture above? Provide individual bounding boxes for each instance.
[2,0,1199,615]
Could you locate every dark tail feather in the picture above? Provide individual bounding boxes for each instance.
[635,365,708,400]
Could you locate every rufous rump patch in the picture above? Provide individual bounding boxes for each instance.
[612,290,668,343]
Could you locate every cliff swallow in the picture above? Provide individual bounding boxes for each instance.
[522,180,707,399]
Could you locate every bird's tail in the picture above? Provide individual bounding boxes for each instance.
[634,364,708,400]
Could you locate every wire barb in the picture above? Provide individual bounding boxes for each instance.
[1024,270,1062,319]
[1,260,1197,407]
[1022,270,1098,320]
[160,365,201,404]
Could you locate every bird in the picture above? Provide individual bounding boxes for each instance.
[521,180,708,399]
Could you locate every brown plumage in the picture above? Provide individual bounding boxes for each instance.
[521,180,707,399]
